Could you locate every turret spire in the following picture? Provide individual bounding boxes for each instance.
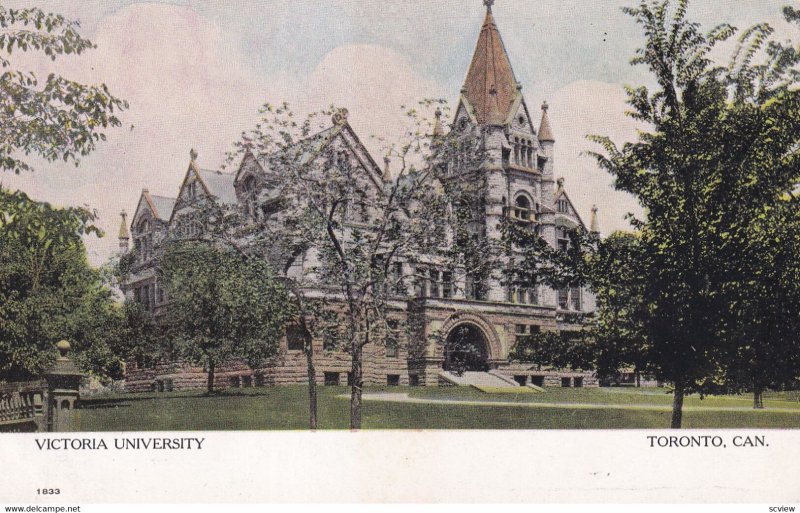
[118,210,130,252]
[538,101,555,143]
[432,107,444,137]
[590,205,600,234]
[382,155,392,183]
[462,1,519,125]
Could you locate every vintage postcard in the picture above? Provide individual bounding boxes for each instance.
[0,0,799,508]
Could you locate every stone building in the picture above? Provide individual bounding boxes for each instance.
[122,2,603,392]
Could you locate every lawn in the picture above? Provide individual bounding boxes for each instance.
[76,385,800,431]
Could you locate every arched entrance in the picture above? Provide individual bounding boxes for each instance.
[443,323,489,373]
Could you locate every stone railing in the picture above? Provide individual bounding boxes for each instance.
[0,340,84,433]
[0,380,46,432]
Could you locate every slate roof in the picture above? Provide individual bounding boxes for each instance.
[149,195,177,221]
[197,169,237,204]
[462,8,520,125]
[538,103,555,142]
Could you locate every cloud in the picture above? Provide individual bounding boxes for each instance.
[2,3,287,265]
[303,44,444,158]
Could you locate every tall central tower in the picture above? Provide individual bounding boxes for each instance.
[454,1,557,303]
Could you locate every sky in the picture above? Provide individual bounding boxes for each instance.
[1,0,795,265]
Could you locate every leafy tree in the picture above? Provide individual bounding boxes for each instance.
[0,188,125,380]
[0,5,127,174]
[588,0,800,427]
[159,240,291,394]
[227,101,488,428]
[590,232,651,386]
[720,194,800,408]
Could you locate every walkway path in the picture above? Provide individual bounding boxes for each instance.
[342,393,800,414]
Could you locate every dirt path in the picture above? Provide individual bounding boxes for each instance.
[343,393,800,414]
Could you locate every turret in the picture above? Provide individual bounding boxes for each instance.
[590,205,600,234]
[118,210,130,253]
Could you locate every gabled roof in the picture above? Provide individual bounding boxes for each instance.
[196,168,237,204]
[252,118,383,189]
[461,6,520,125]
[135,189,176,224]
[554,178,586,228]
[149,195,177,221]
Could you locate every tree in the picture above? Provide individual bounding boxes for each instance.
[0,5,127,174]
[588,0,800,427]
[228,101,488,428]
[589,232,651,386]
[159,240,291,395]
[0,187,126,380]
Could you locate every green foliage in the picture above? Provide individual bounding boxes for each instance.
[159,240,292,391]
[0,187,124,380]
[509,329,595,372]
[587,1,800,408]
[0,4,128,173]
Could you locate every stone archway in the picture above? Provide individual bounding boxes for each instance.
[443,323,490,373]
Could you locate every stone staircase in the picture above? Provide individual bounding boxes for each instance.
[439,370,521,388]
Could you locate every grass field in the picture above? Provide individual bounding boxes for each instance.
[77,385,800,431]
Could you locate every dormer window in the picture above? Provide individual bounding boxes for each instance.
[242,175,259,220]
[557,199,568,213]
[134,218,153,263]
[187,181,197,200]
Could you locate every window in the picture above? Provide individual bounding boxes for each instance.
[242,175,258,220]
[429,269,440,298]
[558,288,570,310]
[409,375,420,386]
[442,272,453,299]
[386,320,399,358]
[286,324,305,351]
[465,275,485,301]
[531,376,544,387]
[513,195,532,221]
[574,377,584,388]
[571,286,582,311]
[514,375,528,386]
[561,377,572,388]
[324,372,340,386]
[387,375,400,386]
[557,199,569,213]
[515,324,527,335]
[392,262,404,295]
[323,333,337,352]
[557,227,570,252]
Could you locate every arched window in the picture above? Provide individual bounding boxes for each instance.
[514,194,532,221]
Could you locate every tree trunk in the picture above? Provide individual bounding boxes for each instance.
[206,360,215,395]
[350,340,363,430]
[671,382,685,429]
[753,384,764,410]
[303,318,318,430]
[635,368,641,388]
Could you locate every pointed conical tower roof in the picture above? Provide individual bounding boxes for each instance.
[462,2,519,125]
[539,101,555,143]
